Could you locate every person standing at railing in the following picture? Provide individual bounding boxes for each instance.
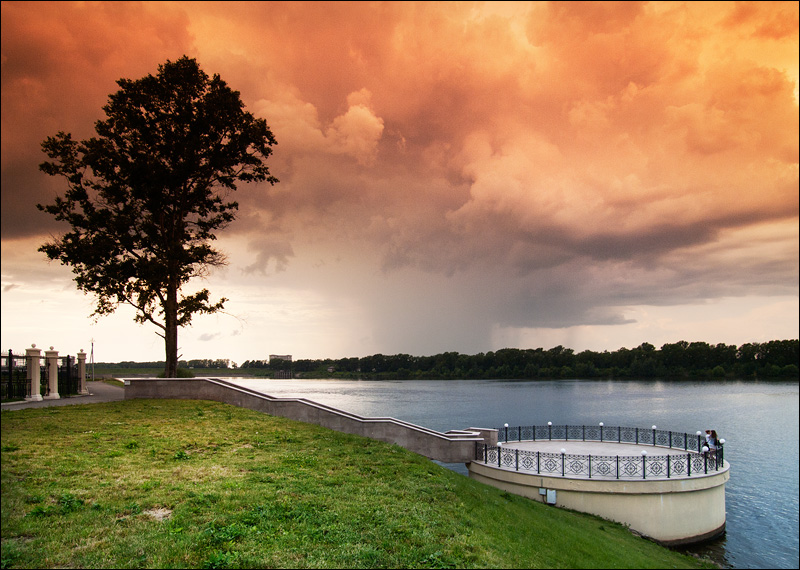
[705,429,719,458]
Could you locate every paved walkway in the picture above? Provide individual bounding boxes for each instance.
[500,439,696,456]
[1,381,125,411]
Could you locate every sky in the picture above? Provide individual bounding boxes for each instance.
[1,1,798,365]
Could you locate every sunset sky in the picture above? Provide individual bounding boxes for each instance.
[2,1,798,365]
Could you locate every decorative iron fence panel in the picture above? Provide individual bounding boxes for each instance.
[1,351,27,401]
[566,425,583,440]
[57,355,79,396]
[585,425,602,441]
[620,455,642,477]
[620,426,636,443]
[590,455,617,478]
[671,454,688,475]
[519,450,537,471]
[539,452,562,475]
[565,453,589,476]
[534,425,549,440]
[39,360,47,396]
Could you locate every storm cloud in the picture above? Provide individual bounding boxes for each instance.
[2,1,797,362]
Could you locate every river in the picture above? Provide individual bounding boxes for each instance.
[226,377,799,569]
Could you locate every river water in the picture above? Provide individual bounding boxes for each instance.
[226,377,799,569]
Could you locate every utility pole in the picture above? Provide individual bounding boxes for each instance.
[90,338,95,382]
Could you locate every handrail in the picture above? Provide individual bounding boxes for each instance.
[498,423,722,454]
[482,424,726,479]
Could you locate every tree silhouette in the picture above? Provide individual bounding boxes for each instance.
[37,56,278,377]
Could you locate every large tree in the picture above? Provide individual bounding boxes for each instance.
[37,56,278,377]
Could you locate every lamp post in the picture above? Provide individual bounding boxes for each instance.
[599,422,604,442]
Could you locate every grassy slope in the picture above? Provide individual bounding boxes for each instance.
[1,400,712,569]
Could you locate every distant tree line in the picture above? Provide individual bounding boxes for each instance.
[96,359,233,370]
[242,339,799,380]
[239,358,290,369]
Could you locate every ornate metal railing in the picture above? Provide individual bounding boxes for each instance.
[475,424,726,479]
[57,355,79,396]
[1,350,27,401]
[498,423,718,451]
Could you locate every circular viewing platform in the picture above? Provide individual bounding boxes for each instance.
[468,424,729,545]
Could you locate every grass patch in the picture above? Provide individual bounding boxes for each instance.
[1,400,712,569]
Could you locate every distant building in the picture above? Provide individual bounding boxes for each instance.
[270,354,292,379]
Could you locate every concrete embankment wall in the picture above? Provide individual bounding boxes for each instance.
[124,377,494,463]
[468,461,729,545]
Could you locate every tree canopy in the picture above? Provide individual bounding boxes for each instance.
[37,56,278,377]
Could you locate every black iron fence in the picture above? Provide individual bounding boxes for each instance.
[57,355,79,396]
[2,350,81,401]
[1,351,29,400]
[1,351,48,400]
[475,424,726,479]
[498,423,718,453]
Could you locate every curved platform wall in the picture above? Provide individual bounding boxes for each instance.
[468,461,729,545]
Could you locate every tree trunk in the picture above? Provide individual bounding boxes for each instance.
[164,280,179,378]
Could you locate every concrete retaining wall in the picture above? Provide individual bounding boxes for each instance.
[124,377,492,463]
[468,461,729,545]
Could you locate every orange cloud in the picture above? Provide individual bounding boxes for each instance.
[2,1,797,359]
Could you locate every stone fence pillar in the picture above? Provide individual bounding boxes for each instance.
[25,344,43,401]
[44,347,60,400]
[77,350,89,394]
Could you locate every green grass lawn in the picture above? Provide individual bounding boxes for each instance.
[1,400,713,569]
